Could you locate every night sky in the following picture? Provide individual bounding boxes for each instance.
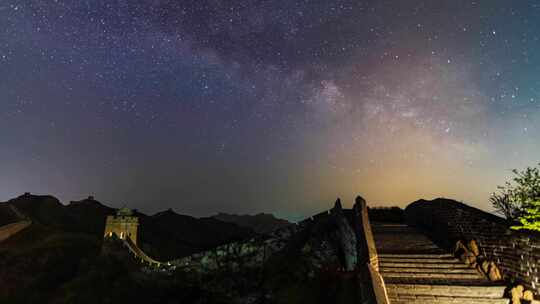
[1,1,539,219]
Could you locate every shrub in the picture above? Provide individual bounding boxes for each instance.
[511,200,540,232]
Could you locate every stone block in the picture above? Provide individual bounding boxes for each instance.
[511,285,524,304]
[481,260,490,273]
[523,290,534,301]
[468,239,480,256]
[488,261,502,281]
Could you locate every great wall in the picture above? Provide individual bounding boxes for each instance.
[3,195,540,303]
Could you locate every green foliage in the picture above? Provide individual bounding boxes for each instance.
[511,200,540,232]
[491,163,540,232]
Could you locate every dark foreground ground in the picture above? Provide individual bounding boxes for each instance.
[0,194,374,304]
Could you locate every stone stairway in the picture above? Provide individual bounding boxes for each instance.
[372,223,509,304]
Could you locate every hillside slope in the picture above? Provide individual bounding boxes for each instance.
[1,193,254,259]
[213,212,291,234]
[0,193,258,303]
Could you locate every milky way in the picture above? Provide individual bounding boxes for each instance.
[1,1,539,219]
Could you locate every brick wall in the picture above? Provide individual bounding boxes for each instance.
[405,198,540,294]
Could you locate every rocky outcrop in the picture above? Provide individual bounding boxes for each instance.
[171,221,303,272]
[454,239,502,281]
[172,198,367,274]
[331,199,357,271]
[510,284,540,304]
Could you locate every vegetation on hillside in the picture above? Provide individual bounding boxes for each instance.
[511,200,540,232]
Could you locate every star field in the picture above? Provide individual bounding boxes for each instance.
[1,1,539,219]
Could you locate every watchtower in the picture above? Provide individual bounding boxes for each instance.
[104,208,139,245]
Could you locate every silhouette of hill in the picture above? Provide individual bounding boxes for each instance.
[152,209,253,246]
[368,206,404,223]
[140,209,254,260]
[66,196,116,234]
[0,193,254,259]
[212,212,291,234]
[0,193,259,303]
[7,194,74,228]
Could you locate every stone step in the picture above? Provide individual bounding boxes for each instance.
[373,230,423,235]
[381,271,483,280]
[372,224,418,228]
[374,231,432,235]
[379,257,462,263]
[372,228,419,232]
[379,253,454,259]
[381,267,479,274]
[383,277,502,286]
[371,223,409,226]
[373,223,508,303]
[386,284,506,298]
[388,295,509,304]
[380,262,470,269]
[373,226,422,230]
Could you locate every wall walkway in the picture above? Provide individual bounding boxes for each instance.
[405,198,540,296]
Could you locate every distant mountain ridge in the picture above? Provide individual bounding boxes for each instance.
[213,212,291,234]
[0,193,255,259]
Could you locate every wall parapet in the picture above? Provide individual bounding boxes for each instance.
[122,236,166,267]
[354,196,389,304]
[405,198,540,296]
[355,197,379,271]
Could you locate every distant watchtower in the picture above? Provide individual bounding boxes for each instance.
[104,208,139,245]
